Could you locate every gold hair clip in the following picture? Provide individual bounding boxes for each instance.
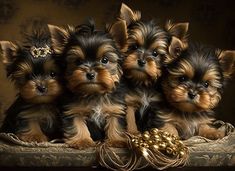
[30,45,52,58]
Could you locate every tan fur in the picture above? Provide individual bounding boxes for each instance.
[111,66,122,84]
[198,123,225,140]
[43,59,59,73]
[159,112,214,139]
[105,116,126,147]
[0,41,18,65]
[20,78,62,104]
[178,59,195,78]
[96,68,116,92]
[125,90,161,134]
[166,37,185,63]
[130,28,145,46]
[107,19,128,49]
[13,62,32,78]
[65,117,96,149]
[16,121,48,143]
[97,44,116,60]
[48,24,75,54]
[66,69,88,93]
[67,47,85,60]
[65,97,126,148]
[163,79,221,112]
[119,3,141,26]
[67,65,119,95]
[165,21,189,64]
[123,53,161,86]
[160,123,179,136]
[218,50,235,79]
[126,106,139,134]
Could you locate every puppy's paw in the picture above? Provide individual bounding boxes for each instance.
[200,129,225,140]
[67,139,96,149]
[17,133,48,143]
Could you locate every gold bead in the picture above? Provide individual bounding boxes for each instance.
[133,142,139,148]
[165,136,172,142]
[138,138,143,143]
[162,131,170,136]
[143,133,150,140]
[179,151,185,157]
[143,131,150,135]
[166,147,173,154]
[140,143,149,148]
[131,138,138,143]
[159,142,167,149]
[172,135,179,140]
[150,128,159,135]
[140,142,146,147]
[148,140,153,145]
[151,144,159,151]
[152,134,160,139]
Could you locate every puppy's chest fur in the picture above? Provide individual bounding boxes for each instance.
[126,88,162,118]
[18,104,59,131]
[66,96,125,128]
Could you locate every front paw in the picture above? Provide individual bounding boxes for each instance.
[200,129,225,140]
[67,139,96,149]
[17,133,48,143]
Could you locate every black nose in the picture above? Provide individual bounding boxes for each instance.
[137,59,146,67]
[188,91,197,99]
[37,85,47,93]
[86,72,95,80]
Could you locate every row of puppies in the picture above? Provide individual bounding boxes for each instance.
[0,3,235,149]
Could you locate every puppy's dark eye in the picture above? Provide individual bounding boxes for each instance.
[76,59,82,66]
[203,81,209,88]
[129,44,138,51]
[152,50,158,57]
[26,73,33,80]
[101,56,109,64]
[178,76,187,82]
[50,71,56,78]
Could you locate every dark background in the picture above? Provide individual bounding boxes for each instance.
[0,0,234,125]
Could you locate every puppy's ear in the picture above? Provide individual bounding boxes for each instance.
[167,21,189,40]
[217,50,235,79]
[119,3,141,26]
[165,21,189,63]
[48,24,74,54]
[168,37,184,59]
[0,41,18,66]
[107,20,128,50]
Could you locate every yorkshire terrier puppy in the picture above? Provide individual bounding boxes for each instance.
[48,20,127,149]
[117,3,189,134]
[160,43,235,140]
[0,27,63,142]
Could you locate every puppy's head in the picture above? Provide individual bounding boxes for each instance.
[162,44,235,113]
[48,21,123,95]
[0,30,62,103]
[117,3,168,86]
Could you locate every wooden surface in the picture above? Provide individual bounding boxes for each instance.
[0,132,234,168]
